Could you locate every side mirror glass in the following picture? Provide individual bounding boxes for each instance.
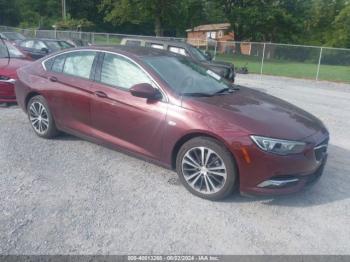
[130,83,162,100]
[41,47,49,53]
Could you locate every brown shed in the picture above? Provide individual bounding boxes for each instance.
[186,23,234,47]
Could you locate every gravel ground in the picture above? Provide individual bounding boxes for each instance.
[0,74,350,255]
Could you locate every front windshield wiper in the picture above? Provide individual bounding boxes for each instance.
[181,92,214,97]
[213,88,232,95]
[212,86,239,95]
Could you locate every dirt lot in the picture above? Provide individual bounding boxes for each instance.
[0,74,349,255]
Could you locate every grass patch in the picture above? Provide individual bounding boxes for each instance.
[215,54,350,83]
[93,34,121,45]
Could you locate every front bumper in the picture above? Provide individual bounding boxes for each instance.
[236,133,329,195]
[241,155,327,196]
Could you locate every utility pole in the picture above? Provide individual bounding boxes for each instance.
[62,0,66,20]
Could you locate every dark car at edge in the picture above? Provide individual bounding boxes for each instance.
[17,38,75,60]
[120,37,236,83]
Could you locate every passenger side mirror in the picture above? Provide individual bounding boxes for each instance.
[130,83,162,100]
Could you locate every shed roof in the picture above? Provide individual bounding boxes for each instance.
[186,23,231,32]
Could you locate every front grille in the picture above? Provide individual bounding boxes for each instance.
[314,137,329,162]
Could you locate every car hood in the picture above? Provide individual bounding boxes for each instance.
[202,60,232,69]
[183,86,327,141]
[0,58,31,78]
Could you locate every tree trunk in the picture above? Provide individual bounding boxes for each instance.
[154,16,163,36]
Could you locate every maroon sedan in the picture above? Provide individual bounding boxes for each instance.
[14,46,329,200]
[0,40,31,105]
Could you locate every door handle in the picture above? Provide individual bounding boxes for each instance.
[49,76,57,82]
[94,91,108,98]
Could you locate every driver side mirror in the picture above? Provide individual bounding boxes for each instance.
[130,83,162,100]
[41,47,49,54]
[204,51,213,61]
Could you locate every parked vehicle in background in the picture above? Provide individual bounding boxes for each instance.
[65,38,91,47]
[15,46,329,200]
[0,32,26,45]
[121,37,236,82]
[17,38,74,60]
[0,40,31,105]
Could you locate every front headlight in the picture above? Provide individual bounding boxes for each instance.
[250,135,306,155]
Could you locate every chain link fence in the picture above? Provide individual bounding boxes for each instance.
[1,25,349,83]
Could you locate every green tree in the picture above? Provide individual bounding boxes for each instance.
[328,5,350,48]
[215,0,308,43]
[100,0,180,36]
[0,0,20,26]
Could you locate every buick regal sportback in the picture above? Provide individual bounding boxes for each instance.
[15,46,329,200]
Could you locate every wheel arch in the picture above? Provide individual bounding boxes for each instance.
[171,131,237,170]
[25,91,41,109]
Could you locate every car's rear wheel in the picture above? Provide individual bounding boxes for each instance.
[27,95,59,138]
[176,137,237,200]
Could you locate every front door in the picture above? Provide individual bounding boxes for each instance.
[90,52,168,160]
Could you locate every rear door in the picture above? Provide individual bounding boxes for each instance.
[43,50,98,134]
[90,52,168,160]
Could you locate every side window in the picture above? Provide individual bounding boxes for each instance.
[125,40,141,47]
[51,54,66,73]
[100,53,152,90]
[63,51,96,79]
[21,40,34,48]
[34,41,46,50]
[168,46,187,56]
[145,42,164,50]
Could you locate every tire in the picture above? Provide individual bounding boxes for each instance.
[176,136,237,200]
[27,95,59,139]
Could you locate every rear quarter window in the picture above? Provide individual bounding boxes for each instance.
[145,42,164,50]
[43,57,54,71]
[43,54,66,73]
[52,54,66,73]
[168,46,187,56]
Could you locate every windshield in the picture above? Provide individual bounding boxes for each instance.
[45,41,62,51]
[2,32,26,41]
[188,46,208,62]
[143,56,232,96]
[58,41,74,49]
[0,41,26,58]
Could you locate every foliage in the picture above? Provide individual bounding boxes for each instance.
[55,15,95,30]
[0,0,349,47]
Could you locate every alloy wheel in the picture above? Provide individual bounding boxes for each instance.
[181,147,227,194]
[29,101,49,135]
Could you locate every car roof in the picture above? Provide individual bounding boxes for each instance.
[81,45,180,58]
[23,38,69,42]
[122,37,191,48]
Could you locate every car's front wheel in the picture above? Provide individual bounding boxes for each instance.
[27,95,59,138]
[176,137,237,200]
